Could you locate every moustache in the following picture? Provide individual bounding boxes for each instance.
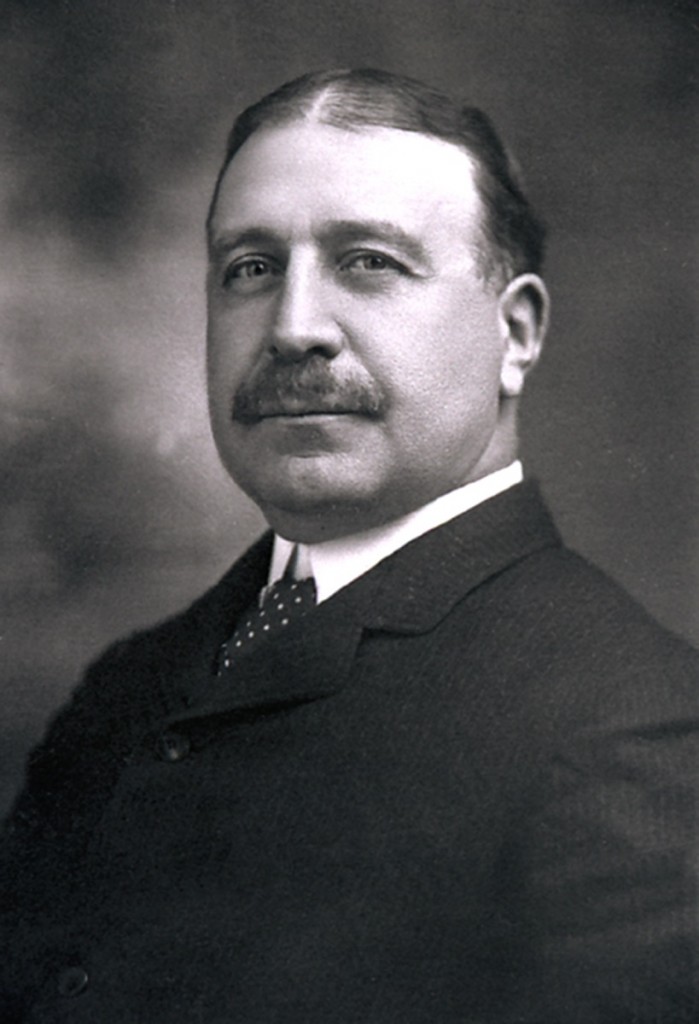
[232,356,387,425]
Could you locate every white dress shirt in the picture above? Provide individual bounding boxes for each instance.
[267,461,524,605]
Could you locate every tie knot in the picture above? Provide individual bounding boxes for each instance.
[260,574,316,611]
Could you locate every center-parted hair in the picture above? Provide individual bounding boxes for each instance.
[207,68,546,286]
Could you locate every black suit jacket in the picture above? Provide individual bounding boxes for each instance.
[2,482,698,1022]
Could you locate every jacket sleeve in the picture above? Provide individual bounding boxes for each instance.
[515,641,699,1023]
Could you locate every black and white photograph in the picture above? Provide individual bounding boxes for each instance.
[1,2,697,1020]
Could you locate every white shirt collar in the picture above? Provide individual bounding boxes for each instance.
[269,461,523,604]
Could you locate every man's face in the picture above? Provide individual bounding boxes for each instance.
[207,120,516,542]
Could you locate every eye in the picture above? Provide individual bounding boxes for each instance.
[340,251,403,275]
[222,256,281,293]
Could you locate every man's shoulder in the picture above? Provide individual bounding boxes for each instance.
[385,482,698,724]
[438,480,697,663]
[366,479,696,663]
[501,535,695,660]
[468,539,699,742]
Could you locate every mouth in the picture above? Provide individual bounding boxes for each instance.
[258,405,359,420]
[235,398,380,425]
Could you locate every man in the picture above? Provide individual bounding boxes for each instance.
[2,68,697,1022]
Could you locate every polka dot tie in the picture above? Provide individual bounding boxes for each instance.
[217,575,317,675]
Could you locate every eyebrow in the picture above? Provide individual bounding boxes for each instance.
[208,219,433,270]
[316,220,432,268]
[208,228,280,260]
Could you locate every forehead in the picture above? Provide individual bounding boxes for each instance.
[209,120,484,243]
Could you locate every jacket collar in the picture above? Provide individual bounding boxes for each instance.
[165,480,560,722]
[334,479,560,632]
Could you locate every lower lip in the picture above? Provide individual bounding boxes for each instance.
[247,412,366,453]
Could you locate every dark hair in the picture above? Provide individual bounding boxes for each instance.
[207,68,546,284]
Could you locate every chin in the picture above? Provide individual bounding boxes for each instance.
[240,471,383,541]
[255,477,366,519]
[238,450,364,503]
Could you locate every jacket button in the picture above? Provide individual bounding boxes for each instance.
[57,966,89,997]
[157,729,191,762]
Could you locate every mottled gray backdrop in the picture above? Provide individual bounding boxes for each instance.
[1,0,697,815]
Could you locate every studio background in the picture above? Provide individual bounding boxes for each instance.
[1,0,697,816]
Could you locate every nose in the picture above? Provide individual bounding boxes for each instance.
[268,256,344,361]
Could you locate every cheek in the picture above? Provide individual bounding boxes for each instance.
[372,313,499,415]
[207,294,267,359]
[428,303,503,401]
[207,317,254,392]
[206,339,226,406]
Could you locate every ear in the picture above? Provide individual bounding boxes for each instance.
[497,274,550,398]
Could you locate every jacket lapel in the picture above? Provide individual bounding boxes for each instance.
[171,603,365,722]
[355,479,561,633]
[166,481,560,722]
